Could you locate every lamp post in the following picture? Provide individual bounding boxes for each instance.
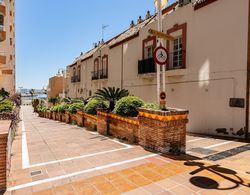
[154,0,168,103]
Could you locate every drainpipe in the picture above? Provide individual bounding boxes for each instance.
[246,1,250,141]
[121,44,124,89]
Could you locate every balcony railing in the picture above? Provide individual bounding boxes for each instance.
[92,71,99,80]
[138,58,156,74]
[92,69,108,80]
[100,69,108,79]
[71,75,80,83]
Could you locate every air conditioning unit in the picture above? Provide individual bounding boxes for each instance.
[179,0,191,7]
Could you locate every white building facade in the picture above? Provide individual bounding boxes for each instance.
[66,0,250,139]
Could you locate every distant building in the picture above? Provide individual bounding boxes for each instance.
[0,0,16,94]
[47,75,64,99]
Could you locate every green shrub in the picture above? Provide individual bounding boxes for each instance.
[114,96,144,117]
[37,105,47,112]
[32,99,39,112]
[84,98,108,115]
[50,105,59,112]
[0,99,14,113]
[68,102,85,114]
[142,103,160,110]
[57,103,69,113]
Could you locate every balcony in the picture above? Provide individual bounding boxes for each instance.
[71,75,80,83]
[0,25,6,42]
[0,53,6,64]
[0,0,5,15]
[138,58,156,75]
[92,69,108,81]
[99,69,108,79]
[91,71,99,80]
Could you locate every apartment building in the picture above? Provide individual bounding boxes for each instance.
[47,75,64,99]
[0,0,15,94]
[66,0,250,138]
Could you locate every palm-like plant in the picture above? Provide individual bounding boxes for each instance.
[95,87,129,111]
[0,88,9,103]
[29,89,35,101]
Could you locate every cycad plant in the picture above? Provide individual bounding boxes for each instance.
[95,87,129,111]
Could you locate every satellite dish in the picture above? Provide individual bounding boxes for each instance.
[154,0,168,10]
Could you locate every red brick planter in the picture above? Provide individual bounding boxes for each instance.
[76,111,84,127]
[97,110,139,143]
[65,111,71,124]
[138,108,188,154]
[52,112,56,120]
[84,113,97,131]
[0,121,11,191]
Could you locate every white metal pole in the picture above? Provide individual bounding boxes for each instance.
[156,0,162,103]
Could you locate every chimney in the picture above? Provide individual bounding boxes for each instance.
[130,20,135,28]
[145,11,151,20]
[137,16,143,24]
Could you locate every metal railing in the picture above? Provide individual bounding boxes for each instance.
[71,75,80,83]
[92,69,108,80]
[138,57,156,74]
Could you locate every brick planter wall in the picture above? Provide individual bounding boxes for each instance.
[65,111,71,124]
[0,121,11,191]
[55,113,60,121]
[70,114,77,124]
[97,111,139,143]
[76,111,84,127]
[84,113,97,131]
[52,112,56,120]
[97,110,109,136]
[60,113,66,122]
[138,108,188,154]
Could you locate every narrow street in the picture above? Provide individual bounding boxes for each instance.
[5,106,250,194]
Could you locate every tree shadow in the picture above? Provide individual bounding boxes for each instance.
[185,161,250,190]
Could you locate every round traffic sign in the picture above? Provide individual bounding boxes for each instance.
[153,46,168,65]
[160,91,166,100]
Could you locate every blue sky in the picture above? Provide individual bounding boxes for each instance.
[16,0,175,89]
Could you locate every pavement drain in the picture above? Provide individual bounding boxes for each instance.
[30,170,42,177]
[189,147,217,155]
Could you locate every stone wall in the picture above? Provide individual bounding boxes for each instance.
[76,111,84,127]
[138,108,188,154]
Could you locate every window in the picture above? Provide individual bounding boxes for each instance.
[101,55,108,78]
[0,15,4,28]
[73,67,76,76]
[173,37,183,69]
[143,37,156,60]
[94,58,99,72]
[77,65,81,81]
[144,45,154,59]
[167,23,187,70]
[10,38,12,45]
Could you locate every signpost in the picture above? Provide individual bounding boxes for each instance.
[148,29,174,41]
[153,0,168,109]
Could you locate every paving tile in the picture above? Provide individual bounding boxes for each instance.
[142,183,165,194]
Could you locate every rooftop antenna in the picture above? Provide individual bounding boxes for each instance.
[102,24,109,42]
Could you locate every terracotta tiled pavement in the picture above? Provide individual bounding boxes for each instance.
[3,106,250,194]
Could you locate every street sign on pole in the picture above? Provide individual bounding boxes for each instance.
[153,46,168,65]
[148,29,174,41]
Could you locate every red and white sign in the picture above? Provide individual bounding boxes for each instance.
[153,46,168,65]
